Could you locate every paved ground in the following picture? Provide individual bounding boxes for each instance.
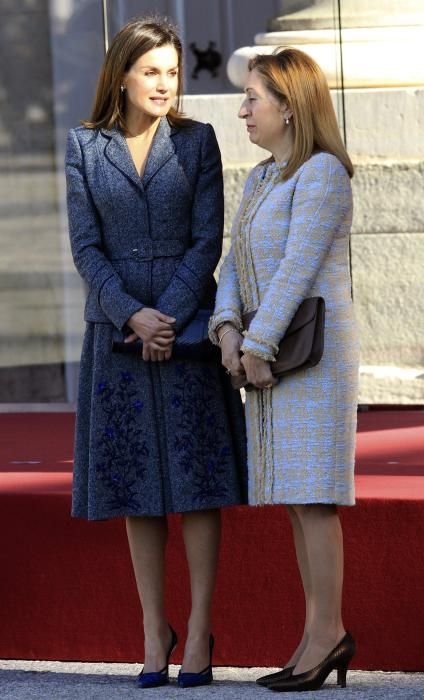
[1,661,423,699]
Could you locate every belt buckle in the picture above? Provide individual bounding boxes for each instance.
[132,241,153,261]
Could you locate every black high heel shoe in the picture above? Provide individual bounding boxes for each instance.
[256,666,295,687]
[177,634,214,688]
[137,625,178,689]
[269,631,356,693]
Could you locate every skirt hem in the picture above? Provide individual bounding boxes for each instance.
[71,498,245,521]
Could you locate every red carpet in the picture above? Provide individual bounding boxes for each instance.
[1,410,424,669]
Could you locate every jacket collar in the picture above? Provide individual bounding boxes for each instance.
[101,117,176,189]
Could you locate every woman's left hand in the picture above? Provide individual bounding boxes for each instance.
[241,352,278,390]
[124,332,173,361]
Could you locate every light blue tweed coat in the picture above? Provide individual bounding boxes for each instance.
[210,152,359,506]
[66,117,247,519]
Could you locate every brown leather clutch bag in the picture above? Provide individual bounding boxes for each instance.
[231,296,325,391]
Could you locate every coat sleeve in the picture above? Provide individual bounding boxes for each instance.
[241,153,352,361]
[65,129,144,330]
[208,245,243,344]
[208,166,259,343]
[155,124,224,332]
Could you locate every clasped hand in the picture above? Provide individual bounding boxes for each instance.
[125,307,176,361]
[240,352,277,390]
[219,325,277,389]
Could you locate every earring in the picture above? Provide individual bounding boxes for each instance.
[285,117,290,125]
[120,85,125,93]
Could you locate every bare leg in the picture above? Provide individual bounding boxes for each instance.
[126,516,173,672]
[284,505,313,667]
[180,508,221,672]
[291,504,346,675]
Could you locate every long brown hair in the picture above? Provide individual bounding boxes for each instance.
[248,48,354,179]
[83,16,189,130]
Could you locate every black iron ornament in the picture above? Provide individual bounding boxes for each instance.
[189,41,222,79]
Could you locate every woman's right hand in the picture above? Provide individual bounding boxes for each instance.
[126,307,176,361]
[218,325,244,376]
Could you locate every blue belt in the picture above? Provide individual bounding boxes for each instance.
[113,240,186,262]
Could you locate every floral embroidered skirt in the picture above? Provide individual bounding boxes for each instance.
[72,323,247,520]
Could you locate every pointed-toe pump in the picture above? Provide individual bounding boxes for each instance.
[269,631,356,693]
[256,666,295,687]
[177,634,214,688]
[137,625,178,689]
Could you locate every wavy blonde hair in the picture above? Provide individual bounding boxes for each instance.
[248,48,353,179]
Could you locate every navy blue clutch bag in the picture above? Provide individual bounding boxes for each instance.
[111,309,218,361]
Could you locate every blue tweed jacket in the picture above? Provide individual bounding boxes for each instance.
[66,117,247,519]
[66,117,223,332]
[210,153,359,506]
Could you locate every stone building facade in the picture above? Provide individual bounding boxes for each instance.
[0,0,422,404]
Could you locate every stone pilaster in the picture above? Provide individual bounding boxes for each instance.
[227,1,424,89]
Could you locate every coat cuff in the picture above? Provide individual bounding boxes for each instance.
[98,276,144,330]
[208,309,243,345]
[241,334,277,362]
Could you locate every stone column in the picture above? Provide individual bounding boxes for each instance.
[227,0,424,89]
[218,0,424,404]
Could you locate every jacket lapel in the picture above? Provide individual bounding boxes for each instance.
[101,117,175,190]
[142,117,175,187]
[101,126,141,189]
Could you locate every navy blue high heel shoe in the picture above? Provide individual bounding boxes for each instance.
[137,625,177,689]
[177,634,214,688]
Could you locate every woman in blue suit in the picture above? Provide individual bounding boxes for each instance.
[65,16,246,689]
[210,49,359,692]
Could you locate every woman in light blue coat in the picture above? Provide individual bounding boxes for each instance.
[66,17,246,690]
[210,49,359,692]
